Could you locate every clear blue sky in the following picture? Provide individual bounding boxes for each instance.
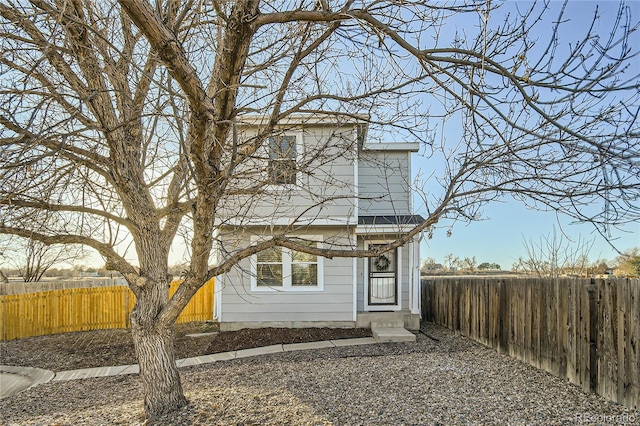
[419,198,639,269]
[415,0,640,268]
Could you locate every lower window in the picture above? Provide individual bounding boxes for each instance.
[253,240,324,291]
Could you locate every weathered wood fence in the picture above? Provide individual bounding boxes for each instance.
[0,279,214,341]
[422,277,639,410]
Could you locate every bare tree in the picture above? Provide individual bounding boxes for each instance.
[514,228,596,277]
[1,0,638,418]
[461,256,477,272]
[590,259,610,276]
[3,237,86,282]
[0,244,7,282]
[420,257,438,274]
[0,243,9,284]
[443,253,454,270]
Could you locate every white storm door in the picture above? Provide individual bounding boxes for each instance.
[365,243,401,311]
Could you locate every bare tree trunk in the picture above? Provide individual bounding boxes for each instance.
[131,320,187,417]
[130,290,187,418]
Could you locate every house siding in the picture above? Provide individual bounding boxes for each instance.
[217,125,357,225]
[358,150,412,216]
[218,228,356,325]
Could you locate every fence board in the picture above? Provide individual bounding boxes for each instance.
[1,279,214,340]
[597,280,617,403]
[628,281,640,408]
[566,280,578,385]
[617,281,628,406]
[532,277,541,368]
[514,279,525,361]
[558,279,568,378]
[421,276,639,411]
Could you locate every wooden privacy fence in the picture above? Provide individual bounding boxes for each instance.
[0,278,214,341]
[422,277,639,410]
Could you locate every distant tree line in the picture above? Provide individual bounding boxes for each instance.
[613,248,640,277]
[421,255,502,275]
[421,244,639,278]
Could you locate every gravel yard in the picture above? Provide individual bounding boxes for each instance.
[1,323,638,425]
[0,322,371,371]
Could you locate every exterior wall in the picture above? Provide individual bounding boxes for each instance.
[358,150,412,215]
[215,120,420,329]
[217,125,357,226]
[217,228,356,327]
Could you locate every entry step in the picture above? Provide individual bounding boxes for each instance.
[371,326,417,343]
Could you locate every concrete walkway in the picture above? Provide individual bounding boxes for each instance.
[1,337,377,398]
[0,366,55,398]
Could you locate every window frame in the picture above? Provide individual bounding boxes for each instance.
[266,132,301,186]
[250,236,324,292]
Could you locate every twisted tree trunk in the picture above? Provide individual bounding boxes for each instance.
[132,326,186,416]
[130,282,188,417]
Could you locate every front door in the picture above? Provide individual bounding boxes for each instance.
[366,244,400,310]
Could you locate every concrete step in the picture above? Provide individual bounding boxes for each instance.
[371,319,405,329]
[371,326,416,343]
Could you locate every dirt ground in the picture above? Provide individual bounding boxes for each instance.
[0,322,372,371]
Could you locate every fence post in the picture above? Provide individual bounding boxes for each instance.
[588,279,598,393]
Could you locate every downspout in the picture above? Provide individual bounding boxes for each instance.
[353,126,359,323]
[353,256,358,322]
[411,231,424,316]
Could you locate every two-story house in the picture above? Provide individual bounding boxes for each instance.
[214,116,423,333]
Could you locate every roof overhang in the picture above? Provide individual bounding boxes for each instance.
[236,114,369,127]
[356,215,425,235]
[362,142,420,152]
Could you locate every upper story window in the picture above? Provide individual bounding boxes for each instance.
[251,239,324,292]
[268,135,296,185]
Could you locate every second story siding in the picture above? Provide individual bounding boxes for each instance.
[357,143,418,217]
[216,120,359,226]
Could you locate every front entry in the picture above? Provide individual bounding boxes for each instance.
[365,243,401,311]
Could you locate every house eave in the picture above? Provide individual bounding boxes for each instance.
[362,142,420,152]
[215,217,358,227]
[356,214,424,235]
[355,225,419,235]
[236,114,369,127]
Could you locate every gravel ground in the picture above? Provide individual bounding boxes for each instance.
[1,323,638,425]
[0,322,371,371]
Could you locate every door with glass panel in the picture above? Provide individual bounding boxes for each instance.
[367,244,398,306]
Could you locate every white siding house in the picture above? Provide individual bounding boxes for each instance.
[215,117,422,331]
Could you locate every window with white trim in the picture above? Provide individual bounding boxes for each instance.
[268,135,297,184]
[252,240,324,291]
[255,247,283,287]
